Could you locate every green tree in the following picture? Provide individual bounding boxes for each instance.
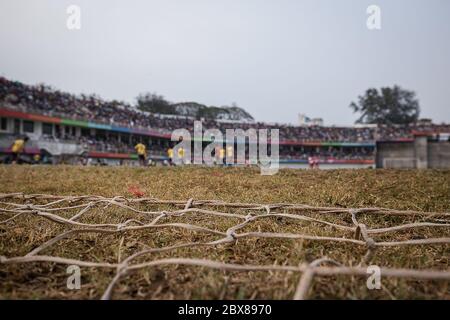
[350,86,420,124]
[136,93,173,114]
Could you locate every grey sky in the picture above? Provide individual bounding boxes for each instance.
[0,0,449,125]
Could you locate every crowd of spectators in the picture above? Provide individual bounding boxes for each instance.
[279,147,374,161]
[0,77,195,135]
[377,123,450,141]
[1,77,450,146]
[214,121,375,142]
[40,133,168,156]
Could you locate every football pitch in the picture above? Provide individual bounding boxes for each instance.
[0,166,449,299]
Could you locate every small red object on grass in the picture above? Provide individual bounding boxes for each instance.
[127,185,145,198]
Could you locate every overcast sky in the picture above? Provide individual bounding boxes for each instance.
[0,0,449,125]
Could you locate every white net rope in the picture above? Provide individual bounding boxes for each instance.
[0,193,449,299]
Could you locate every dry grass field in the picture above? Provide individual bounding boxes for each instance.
[0,165,449,299]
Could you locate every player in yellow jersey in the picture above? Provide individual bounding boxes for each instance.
[218,147,225,165]
[10,136,29,164]
[134,142,147,166]
[167,147,174,166]
[33,153,41,165]
[226,145,234,166]
[177,146,185,164]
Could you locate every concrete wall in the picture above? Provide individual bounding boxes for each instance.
[377,138,450,169]
[376,141,415,168]
[414,136,428,169]
[428,141,450,169]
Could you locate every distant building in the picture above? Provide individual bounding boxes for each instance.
[298,114,324,127]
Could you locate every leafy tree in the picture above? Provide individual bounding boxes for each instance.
[136,93,173,114]
[350,86,420,124]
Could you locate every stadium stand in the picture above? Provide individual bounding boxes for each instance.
[1,77,449,166]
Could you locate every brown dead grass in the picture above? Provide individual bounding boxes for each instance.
[0,165,449,299]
